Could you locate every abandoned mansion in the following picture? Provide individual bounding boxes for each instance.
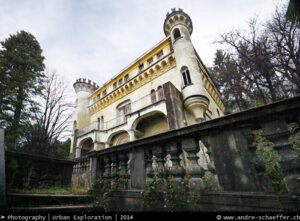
[70,8,225,158]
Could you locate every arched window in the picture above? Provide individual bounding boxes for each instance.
[101,116,104,129]
[151,89,156,103]
[157,86,164,100]
[173,28,181,40]
[181,66,192,86]
[97,118,100,129]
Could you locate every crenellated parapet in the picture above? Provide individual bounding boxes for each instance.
[73,78,99,94]
[163,8,193,36]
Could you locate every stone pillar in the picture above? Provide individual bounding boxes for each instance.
[75,147,81,158]
[181,137,205,190]
[128,129,136,142]
[90,157,98,185]
[130,148,146,189]
[0,129,5,205]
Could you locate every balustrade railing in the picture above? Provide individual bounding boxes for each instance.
[77,93,166,135]
[72,96,300,194]
[73,156,90,173]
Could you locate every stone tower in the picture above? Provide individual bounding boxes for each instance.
[164,8,209,122]
[73,78,99,129]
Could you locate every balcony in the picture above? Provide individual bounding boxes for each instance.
[77,93,165,136]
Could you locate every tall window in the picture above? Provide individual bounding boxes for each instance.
[97,118,101,129]
[157,86,164,100]
[101,116,104,129]
[117,100,131,124]
[113,82,117,90]
[103,89,107,97]
[173,28,181,40]
[181,67,192,86]
[151,89,156,103]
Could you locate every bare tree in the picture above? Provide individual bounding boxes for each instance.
[21,71,73,156]
[267,6,300,94]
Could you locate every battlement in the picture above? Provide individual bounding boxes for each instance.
[164,8,193,36]
[73,78,99,94]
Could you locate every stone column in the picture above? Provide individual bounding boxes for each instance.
[0,129,5,205]
[90,157,98,185]
[181,137,205,190]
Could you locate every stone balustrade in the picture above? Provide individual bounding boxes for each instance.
[73,95,300,194]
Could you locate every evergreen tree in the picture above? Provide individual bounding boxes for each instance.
[0,31,45,149]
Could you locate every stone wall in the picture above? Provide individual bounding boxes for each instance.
[5,151,76,188]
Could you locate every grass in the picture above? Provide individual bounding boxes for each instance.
[8,186,89,195]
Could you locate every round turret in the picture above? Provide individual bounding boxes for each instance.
[164,9,209,122]
[73,78,99,130]
[163,8,193,37]
[73,78,99,94]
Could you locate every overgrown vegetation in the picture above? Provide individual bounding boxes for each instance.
[253,131,287,193]
[92,173,217,211]
[8,185,88,194]
[288,123,300,162]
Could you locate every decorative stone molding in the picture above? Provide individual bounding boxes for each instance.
[183,95,209,122]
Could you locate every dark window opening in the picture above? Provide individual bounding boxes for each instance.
[139,64,144,72]
[182,67,192,86]
[125,74,129,83]
[173,28,181,40]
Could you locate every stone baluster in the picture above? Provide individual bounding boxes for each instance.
[152,144,166,189]
[145,148,154,182]
[125,152,131,189]
[181,137,205,190]
[118,152,127,190]
[103,155,111,190]
[110,154,118,190]
[166,141,185,188]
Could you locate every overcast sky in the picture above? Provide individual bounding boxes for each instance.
[0,0,285,91]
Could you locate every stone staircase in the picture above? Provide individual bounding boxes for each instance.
[4,193,97,212]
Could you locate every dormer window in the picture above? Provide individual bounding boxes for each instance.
[124,74,129,83]
[181,66,192,86]
[173,28,181,40]
[103,89,107,97]
[119,78,123,86]
[139,64,144,72]
[157,51,163,59]
[113,82,117,90]
[147,58,153,66]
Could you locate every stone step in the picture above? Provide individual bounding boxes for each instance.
[6,193,94,207]
[12,204,98,212]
